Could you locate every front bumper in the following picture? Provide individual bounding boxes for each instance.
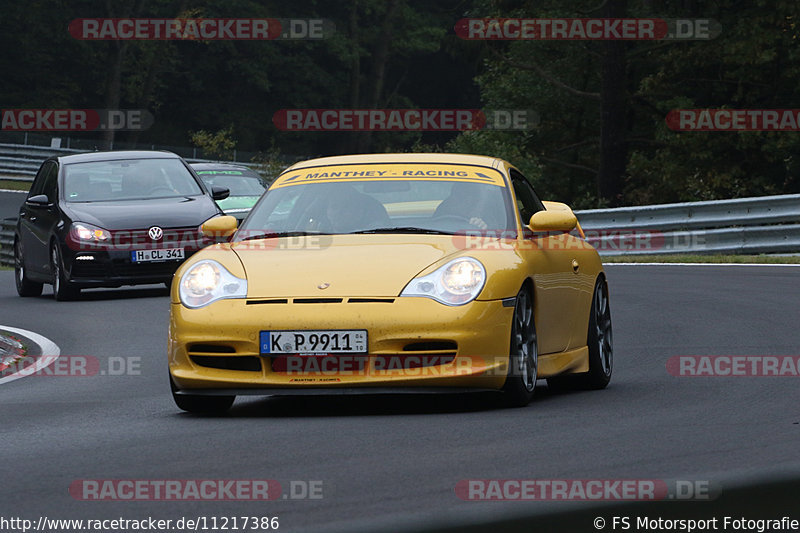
[64,248,199,287]
[169,297,514,392]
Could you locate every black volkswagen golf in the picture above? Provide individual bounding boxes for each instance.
[14,151,229,300]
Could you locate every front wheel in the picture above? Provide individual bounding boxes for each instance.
[51,242,80,301]
[548,277,613,391]
[501,287,538,407]
[170,374,235,414]
[15,241,43,297]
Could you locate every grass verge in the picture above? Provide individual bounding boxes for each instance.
[0,179,31,191]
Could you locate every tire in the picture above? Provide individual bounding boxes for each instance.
[548,277,613,391]
[170,374,235,414]
[50,242,80,301]
[15,240,43,297]
[501,286,538,407]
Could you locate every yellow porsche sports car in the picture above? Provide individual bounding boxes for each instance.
[168,153,613,413]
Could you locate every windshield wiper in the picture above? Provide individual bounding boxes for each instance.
[238,230,329,241]
[350,227,455,235]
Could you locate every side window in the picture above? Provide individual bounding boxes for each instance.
[510,170,544,224]
[40,162,59,202]
[28,161,52,198]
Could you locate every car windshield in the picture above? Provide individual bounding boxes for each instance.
[238,173,515,237]
[196,169,267,196]
[63,158,203,202]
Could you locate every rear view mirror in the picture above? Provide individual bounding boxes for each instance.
[201,215,238,238]
[26,194,50,206]
[211,186,230,201]
[529,210,577,232]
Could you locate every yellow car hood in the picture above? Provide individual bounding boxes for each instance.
[231,234,460,297]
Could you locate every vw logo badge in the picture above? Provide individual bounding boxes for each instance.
[148,226,164,241]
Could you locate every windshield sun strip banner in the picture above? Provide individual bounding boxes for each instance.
[271,164,506,188]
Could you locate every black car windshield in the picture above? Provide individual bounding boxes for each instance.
[238,179,515,237]
[64,159,203,202]
[195,169,266,196]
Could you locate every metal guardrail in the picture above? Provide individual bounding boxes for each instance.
[0,218,15,267]
[0,143,264,182]
[574,194,800,255]
[2,177,798,261]
[575,193,800,231]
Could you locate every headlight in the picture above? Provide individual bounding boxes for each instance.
[400,257,486,306]
[69,222,111,243]
[179,259,247,308]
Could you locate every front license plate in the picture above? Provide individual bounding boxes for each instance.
[131,248,185,262]
[260,330,367,354]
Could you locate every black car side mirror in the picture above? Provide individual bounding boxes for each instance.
[211,186,230,201]
[26,194,51,206]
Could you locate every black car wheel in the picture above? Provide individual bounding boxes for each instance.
[501,286,538,407]
[51,242,80,301]
[548,277,613,391]
[170,374,235,414]
[15,240,43,297]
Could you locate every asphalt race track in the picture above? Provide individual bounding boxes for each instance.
[0,189,25,220]
[1,261,799,532]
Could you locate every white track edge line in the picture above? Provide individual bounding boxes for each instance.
[0,326,61,385]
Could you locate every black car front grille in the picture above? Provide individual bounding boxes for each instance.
[110,227,205,248]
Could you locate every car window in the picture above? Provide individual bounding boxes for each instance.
[41,162,59,202]
[241,177,514,235]
[28,161,55,198]
[196,170,267,196]
[63,159,203,202]
[510,170,544,224]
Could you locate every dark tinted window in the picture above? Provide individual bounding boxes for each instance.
[510,170,544,224]
[41,162,58,202]
[28,161,54,198]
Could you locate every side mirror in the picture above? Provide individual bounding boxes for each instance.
[201,215,238,239]
[26,194,51,207]
[211,186,230,201]
[529,210,577,232]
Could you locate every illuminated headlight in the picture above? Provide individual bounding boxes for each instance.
[179,259,247,309]
[70,222,110,243]
[400,257,486,306]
